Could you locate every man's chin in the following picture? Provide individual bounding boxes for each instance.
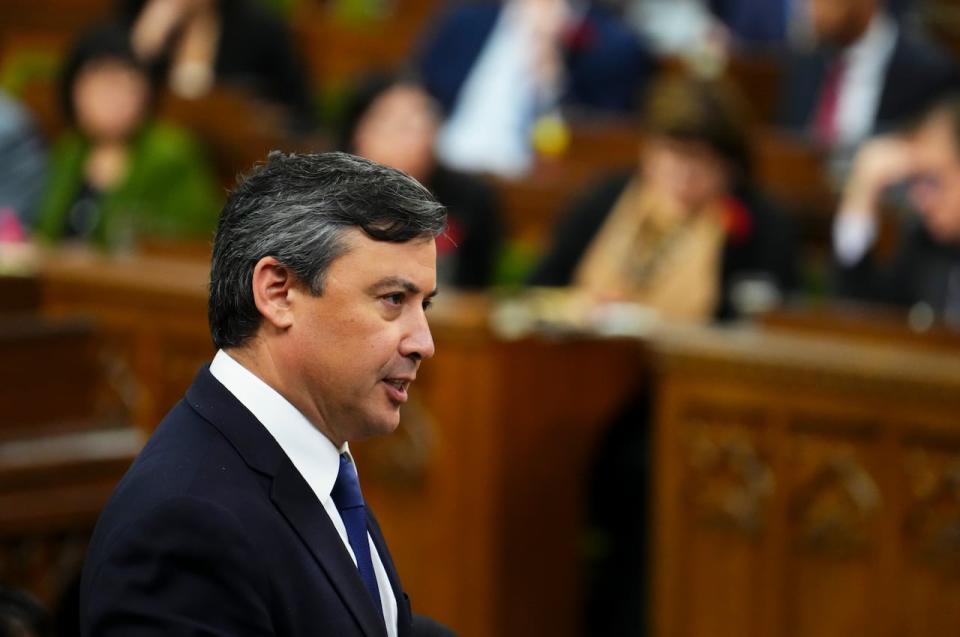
[357,412,402,440]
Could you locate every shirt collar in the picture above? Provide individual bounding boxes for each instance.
[209,349,349,504]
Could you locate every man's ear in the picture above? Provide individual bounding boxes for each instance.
[251,256,296,330]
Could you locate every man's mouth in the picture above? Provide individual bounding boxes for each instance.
[381,377,413,403]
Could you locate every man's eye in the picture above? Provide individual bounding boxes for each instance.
[383,293,404,306]
[423,299,433,311]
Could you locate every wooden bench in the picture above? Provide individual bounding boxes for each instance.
[0,311,108,434]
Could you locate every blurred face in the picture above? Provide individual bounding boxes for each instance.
[909,112,960,244]
[808,0,877,47]
[277,230,437,444]
[642,138,732,215]
[353,85,439,182]
[515,0,569,33]
[73,59,150,142]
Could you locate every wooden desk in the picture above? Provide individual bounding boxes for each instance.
[0,314,103,433]
[650,326,960,637]
[0,427,141,606]
[760,302,960,353]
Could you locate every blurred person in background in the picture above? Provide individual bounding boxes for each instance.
[529,73,798,321]
[833,95,960,327]
[119,0,315,131]
[416,0,652,177]
[0,91,47,235]
[619,0,792,55]
[555,73,793,637]
[35,24,222,250]
[779,0,957,156]
[340,74,503,289]
[0,586,50,637]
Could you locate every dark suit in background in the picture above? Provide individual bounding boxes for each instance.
[834,215,960,318]
[81,367,412,637]
[778,29,958,139]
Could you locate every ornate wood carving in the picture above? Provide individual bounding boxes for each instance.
[904,450,960,574]
[686,423,774,536]
[791,453,882,557]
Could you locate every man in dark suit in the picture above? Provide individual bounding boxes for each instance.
[778,0,957,152]
[80,152,452,636]
[833,96,960,325]
[415,0,652,175]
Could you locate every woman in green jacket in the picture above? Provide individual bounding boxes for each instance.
[36,23,222,250]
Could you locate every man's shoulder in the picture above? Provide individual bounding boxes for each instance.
[94,398,269,540]
[888,28,959,89]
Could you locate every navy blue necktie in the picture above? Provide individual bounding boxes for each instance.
[331,453,383,618]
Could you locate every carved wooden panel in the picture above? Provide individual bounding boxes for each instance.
[783,422,884,637]
[0,317,104,432]
[0,428,140,607]
[651,325,960,637]
[669,399,771,637]
[898,441,960,635]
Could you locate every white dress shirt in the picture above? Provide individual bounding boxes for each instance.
[833,12,898,149]
[209,350,398,636]
[436,1,549,177]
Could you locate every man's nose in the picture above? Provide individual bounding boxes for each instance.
[401,310,435,361]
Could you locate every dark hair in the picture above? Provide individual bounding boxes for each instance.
[209,151,447,349]
[0,586,51,637]
[337,72,438,153]
[642,73,754,181]
[59,22,155,127]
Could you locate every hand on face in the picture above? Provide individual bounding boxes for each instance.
[841,113,960,245]
[909,113,960,244]
[841,135,918,217]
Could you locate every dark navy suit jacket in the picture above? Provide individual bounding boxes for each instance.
[80,366,412,637]
[834,215,960,314]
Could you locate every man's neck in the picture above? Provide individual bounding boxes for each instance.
[222,345,346,448]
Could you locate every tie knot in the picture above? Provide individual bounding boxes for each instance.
[331,453,365,512]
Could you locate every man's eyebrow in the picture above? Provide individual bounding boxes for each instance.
[368,277,439,299]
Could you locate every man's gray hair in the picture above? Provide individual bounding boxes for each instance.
[208,151,447,349]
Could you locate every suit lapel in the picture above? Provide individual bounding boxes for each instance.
[271,463,388,637]
[186,367,387,637]
[876,33,906,129]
